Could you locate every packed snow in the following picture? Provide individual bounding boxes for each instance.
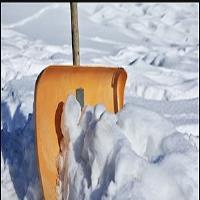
[58,95,198,200]
[1,2,199,200]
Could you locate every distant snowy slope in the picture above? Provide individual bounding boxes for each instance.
[1,3,199,200]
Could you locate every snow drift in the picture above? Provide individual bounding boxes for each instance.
[57,95,198,200]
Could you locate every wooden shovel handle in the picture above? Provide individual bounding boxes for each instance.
[70,2,80,66]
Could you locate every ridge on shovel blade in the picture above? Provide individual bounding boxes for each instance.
[34,65,127,199]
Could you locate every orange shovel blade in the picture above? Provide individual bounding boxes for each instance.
[34,65,127,199]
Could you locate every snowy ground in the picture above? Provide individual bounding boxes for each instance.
[1,3,199,200]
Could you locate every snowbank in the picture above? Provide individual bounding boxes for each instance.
[57,95,198,200]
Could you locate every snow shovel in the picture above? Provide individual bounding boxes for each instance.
[34,3,127,199]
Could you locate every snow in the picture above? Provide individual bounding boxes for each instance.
[59,95,198,200]
[1,2,199,200]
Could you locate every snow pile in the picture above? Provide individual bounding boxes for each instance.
[57,95,198,200]
[1,113,42,200]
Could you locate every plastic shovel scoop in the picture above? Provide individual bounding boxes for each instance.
[34,3,127,200]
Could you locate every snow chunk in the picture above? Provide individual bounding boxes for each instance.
[57,95,198,200]
[117,103,175,160]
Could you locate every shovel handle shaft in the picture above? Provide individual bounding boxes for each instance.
[70,2,80,66]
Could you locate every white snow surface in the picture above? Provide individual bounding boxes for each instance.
[1,3,199,200]
[58,95,198,200]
